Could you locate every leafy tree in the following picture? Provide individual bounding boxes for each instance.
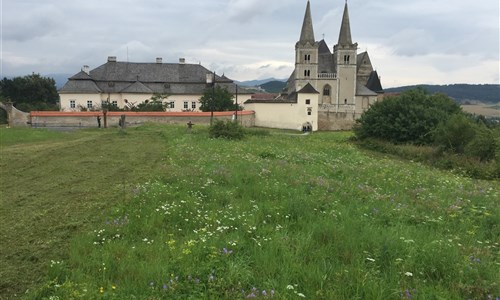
[199,86,236,112]
[135,94,170,112]
[0,74,59,111]
[354,88,461,144]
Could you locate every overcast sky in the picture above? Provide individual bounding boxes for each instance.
[1,0,499,88]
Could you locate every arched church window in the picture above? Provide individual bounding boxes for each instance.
[323,85,331,96]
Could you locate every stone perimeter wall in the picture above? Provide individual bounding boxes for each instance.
[28,111,255,128]
[318,111,361,131]
[0,102,30,127]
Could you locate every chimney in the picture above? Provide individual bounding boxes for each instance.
[82,65,90,75]
[107,56,117,62]
[179,58,186,64]
[206,73,214,84]
[156,57,162,64]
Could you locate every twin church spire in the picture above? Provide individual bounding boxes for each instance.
[298,1,315,45]
[298,0,353,47]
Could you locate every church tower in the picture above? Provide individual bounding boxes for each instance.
[333,2,358,107]
[294,1,319,92]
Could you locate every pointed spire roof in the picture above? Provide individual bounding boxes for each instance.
[299,1,315,45]
[338,2,353,46]
[366,71,384,93]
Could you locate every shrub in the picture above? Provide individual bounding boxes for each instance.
[464,127,497,161]
[209,119,245,140]
[354,88,461,144]
[433,113,476,154]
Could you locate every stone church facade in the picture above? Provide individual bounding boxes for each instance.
[246,1,384,131]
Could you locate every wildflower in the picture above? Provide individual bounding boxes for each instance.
[163,284,168,290]
[366,257,375,262]
[287,285,294,290]
[111,285,116,290]
[404,272,413,277]
[99,287,104,293]
[297,292,306,297]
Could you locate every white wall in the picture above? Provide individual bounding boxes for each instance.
[244,92,319,131]
[60,92,253,112]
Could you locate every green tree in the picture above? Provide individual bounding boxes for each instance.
[354,88,461,144]
[135,93,169,112]
[0,74,59,111]
[199,86,236,112]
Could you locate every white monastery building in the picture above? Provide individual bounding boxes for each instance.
[59,57,252,112]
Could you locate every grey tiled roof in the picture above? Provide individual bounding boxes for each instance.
[366,71,384,93]
[356,82,378,96]
[60,79,102,94]
[298,83,319,94]
[59,60,252,95]
[121,81,154,93]
[70,71,92,80]
[318,40,331,54]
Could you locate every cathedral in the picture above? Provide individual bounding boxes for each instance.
[245,0,383,131]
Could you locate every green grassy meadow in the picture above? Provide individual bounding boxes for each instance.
[0,125,498,299]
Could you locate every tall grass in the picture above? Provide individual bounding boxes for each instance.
[1,125,498,299]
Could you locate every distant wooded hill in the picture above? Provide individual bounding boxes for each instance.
[258,81,287,93]
[241,81,499,104]
[385,84,499,104]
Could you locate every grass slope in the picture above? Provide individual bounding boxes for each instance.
[0,125,498,299]
[0,127,168,298]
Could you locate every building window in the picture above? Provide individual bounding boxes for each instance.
[308,111,312,116]
[191,101,196,109]
[305,99,310,105]
[183,101,188,109]
[112,100,118,106]
[344,99,347,104]
[87,100,93,109]
[304,70,310,77]
[70,100,76,108]
[323,85,330,96]
[304,54,311,62]
[343,55,350,64]
[168,101,175,109]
